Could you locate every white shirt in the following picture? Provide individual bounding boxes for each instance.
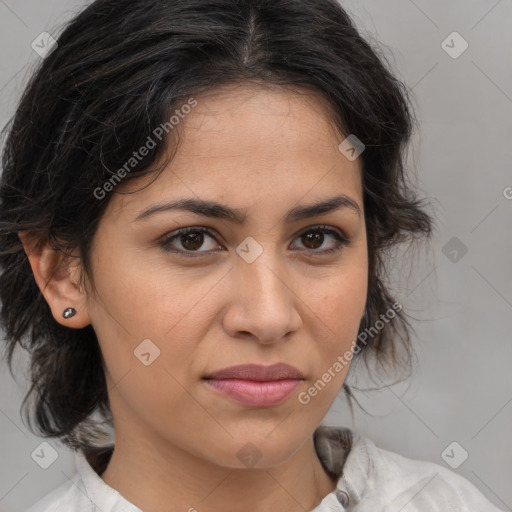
[26,426,505,512]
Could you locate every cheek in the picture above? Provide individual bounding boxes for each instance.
[89,227,367,389]
[299,255,367,376]
[87,249,231,406]
[88,258,209,426]
[320,271,366,321]
[89,243,216,338]
[305,258,367,336]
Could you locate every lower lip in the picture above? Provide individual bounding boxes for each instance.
[203,378,302,407]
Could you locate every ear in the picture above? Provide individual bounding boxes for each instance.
[18,231,92,329]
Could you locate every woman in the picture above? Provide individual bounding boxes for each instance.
[0,0,504,510]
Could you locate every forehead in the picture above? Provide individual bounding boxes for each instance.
[180,84,346,157]
[107,84,363,221]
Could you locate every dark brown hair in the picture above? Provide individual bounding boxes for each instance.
[0,0,433,453]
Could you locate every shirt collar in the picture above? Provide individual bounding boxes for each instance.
[75,447,142,511]
[312,425,372,511]
[75,425,365,512]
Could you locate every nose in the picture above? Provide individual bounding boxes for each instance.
[221,252,302,344]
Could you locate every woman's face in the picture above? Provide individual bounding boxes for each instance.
[85,84,368,468]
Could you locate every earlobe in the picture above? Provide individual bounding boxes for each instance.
[18,231,92,329]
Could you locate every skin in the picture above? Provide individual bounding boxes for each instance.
[21,84,368,512]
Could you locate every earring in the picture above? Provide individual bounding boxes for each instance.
[63,307,77,319]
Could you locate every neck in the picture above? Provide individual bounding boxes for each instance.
[99,430,337,512]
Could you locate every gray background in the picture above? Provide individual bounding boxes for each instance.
[1,1,511,511]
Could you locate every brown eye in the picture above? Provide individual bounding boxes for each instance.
[180,231,205,251]
[160,227,222,255]
[301,231,324,250]
[159,225,350,258]
[291,226,350,255]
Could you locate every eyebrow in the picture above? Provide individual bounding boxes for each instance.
[133,194,361,224]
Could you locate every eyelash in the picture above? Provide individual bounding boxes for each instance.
[158,225,351,258]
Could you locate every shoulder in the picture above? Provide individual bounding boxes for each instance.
[24,477,90,512]
[345,432,505,511]
[24,447,139,512]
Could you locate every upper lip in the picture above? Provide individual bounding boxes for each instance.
[203,363,304,381]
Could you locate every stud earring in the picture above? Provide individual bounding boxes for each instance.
[63,307,77,319]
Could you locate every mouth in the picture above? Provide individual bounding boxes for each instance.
[202,362,304,381]
[202,363,304,408]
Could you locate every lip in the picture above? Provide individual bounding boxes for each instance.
[203,363,304,381]
[202,363,304,408]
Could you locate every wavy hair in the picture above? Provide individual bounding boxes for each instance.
[0,0,433,453]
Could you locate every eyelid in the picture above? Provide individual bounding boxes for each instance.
[160,226,224,254]
[158,224,350,257]
[298,224,348,240]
